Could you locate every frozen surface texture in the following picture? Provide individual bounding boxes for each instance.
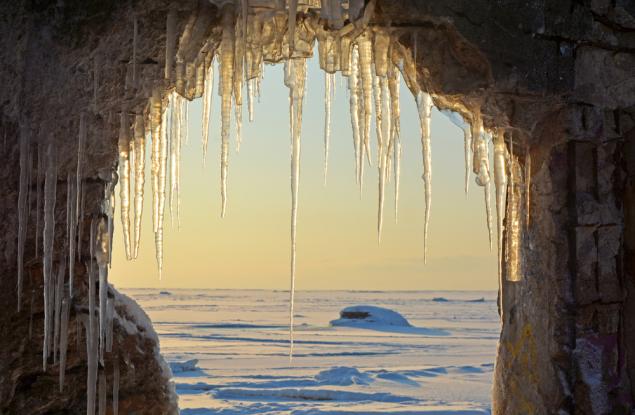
[129,289,498,414]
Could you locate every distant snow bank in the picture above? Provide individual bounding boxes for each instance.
[330,305,412,328]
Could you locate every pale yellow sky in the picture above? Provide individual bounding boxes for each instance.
[110,57,496,291]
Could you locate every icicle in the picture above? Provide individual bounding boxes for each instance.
[96,217,110,364]
[323,72,333,184]
[132,16,138,84]
[74,114,86,289]
[472,118,493,249]
[53,255,66,364]
[416,91,432,263]
[106,298,114,353]
[156,101,169,277]
[43,143,57,371]
[347,45,362,186]
[113,362,120,415]
[358,32,373,166]
[59,296,70,392]
[165,10,176,80]
[493,129,507,285]
[375,70,388,241]
[119,112,132,260]
[219,6,235,218]
[506,156,522,282]
[387,68,401,222]
[36,143,43,258]
[284,58,307,363]
[98,370,107,415]
[133,115,145,258]
[288,0,298,53]
[234,12,244,153]
[17,124,29,311]
[151,91,162,234]
[177,98,187,224]
[169,94,179,225]
[202,58,214,165]
[525,147,531,228]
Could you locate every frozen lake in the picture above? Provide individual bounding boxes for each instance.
[122,289,499,414]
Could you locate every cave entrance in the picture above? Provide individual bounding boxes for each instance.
[110,38,500,412]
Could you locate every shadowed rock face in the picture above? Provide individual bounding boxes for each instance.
[0,0,634,414]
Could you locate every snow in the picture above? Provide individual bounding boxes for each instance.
[123,289,497,414]
[331,305,412,328]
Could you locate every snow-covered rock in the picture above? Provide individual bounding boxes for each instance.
[330,305,412,328]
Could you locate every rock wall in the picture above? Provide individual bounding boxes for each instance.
[0,0,634,414]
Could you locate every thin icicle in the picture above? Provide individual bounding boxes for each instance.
[118,111,132,260]
[106,298,114,352]
[59,296,70,392]
[284,58,307,363]
[156,102,169,278]
[17,124,29,311]
[202,58,214,165]
[53,255,66,364]
[151,91,162,234]
[43,143,57,371]
[347,45,362,186]
[96,217,110,364]
[525,147,531,228]
[113,362,120,415]
[36,143,43,258]
[234,13,244,153]
[416,91,432,263]
[133,115,145,258]
[357,32,373,166]
[219,7,234,218]
[74,114,86,294]
[375,72,388,241]
[387,68,401,222]
[493,129,507,285]
[472,118,493,249]
[324,72,333,184]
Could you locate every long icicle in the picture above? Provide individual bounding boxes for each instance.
[284,58,307,363]
[133,115,145,258]
[347,45,362,186]
[375,71,388,241]
[525,147,531,228]
[388,68,401,222]
[493,129,508,286]
[324,72,333,184]
[472,118,493,250]
[118,111,132,260]
[74,114,86,294]
[17,124,30,311]
[219,6,235,218]
[358,32,373,166]
[42,143,57,371]
[156,98,169,278]
[202,57,214,165]
[234,11,244,153]
[416,91,432,263]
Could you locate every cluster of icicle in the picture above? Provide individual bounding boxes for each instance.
[15,115,121,415]
[13,2,531,413]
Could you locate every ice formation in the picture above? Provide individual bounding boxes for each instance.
[12,3,531,413]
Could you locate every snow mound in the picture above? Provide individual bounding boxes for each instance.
[170,359,200,373]
[315,366,373,386]
[330,305,412,328]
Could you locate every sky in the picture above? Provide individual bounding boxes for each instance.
[110,55,497,291]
